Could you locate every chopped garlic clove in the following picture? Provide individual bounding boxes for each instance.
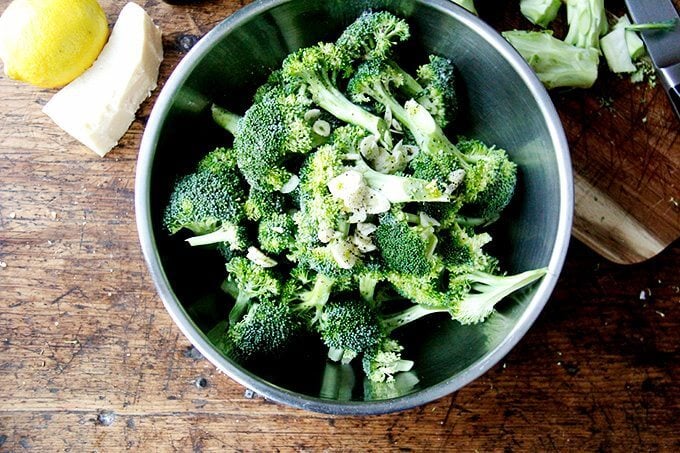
[329,240,358,269]
[280,174,300,193]
[246,246,277,267]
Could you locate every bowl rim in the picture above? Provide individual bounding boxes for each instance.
[135,0,573,415]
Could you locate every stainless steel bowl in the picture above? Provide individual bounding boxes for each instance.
[135,0,573,415]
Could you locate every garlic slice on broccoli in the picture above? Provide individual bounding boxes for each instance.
[246,246,278,268]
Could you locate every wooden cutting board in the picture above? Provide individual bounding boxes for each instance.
[471,0,680,264]
[0,0,677,265]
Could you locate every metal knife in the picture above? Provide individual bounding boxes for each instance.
[624,0,680,120]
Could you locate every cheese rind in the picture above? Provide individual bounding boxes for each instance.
[42,2,163,157]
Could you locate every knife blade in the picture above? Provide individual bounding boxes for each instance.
[624,0,680,120]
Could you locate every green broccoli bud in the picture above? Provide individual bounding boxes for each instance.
[320,298,383,363]
[374,211,439,276]
[258,212,296,254]
[225,257,282,325]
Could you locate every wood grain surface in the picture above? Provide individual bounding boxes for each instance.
[0,0,678,451]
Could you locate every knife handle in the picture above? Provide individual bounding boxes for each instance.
[658,61,680,120]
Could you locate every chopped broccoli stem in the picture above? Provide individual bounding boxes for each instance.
[450,0,477,15]
[211,103,241,136]
[503,30,599,89]
[520,0,562,28]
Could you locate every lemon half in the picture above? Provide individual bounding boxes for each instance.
[0,0,109,88]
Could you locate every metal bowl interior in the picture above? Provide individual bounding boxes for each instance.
[135,0,573,415]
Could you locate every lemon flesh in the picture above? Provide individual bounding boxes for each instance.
[42,2,163,156]
[0,0,109,88]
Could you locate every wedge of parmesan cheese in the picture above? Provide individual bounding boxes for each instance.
[42,2,163,157]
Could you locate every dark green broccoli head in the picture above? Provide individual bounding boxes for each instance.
[438,223,496,274]
[416,55,458,129]
[386,272,449,308]
[293,245,355,288]
[197,147,238,173]
[244,186,286,221]
[253,69,286,104]
[282,43,352,86]
[294,144,346,246]
[258,212,296,255]
[336,11,410,62]
[457,138,517,218]
[229,298,303,359]
[374,212,439,276]
[163,167,245,235]
[330,124,369,154]
[225,256,282,299]
[409,143,462,184]
[347,59,404,106]
[234,88,321,192]
[319,298,383,356]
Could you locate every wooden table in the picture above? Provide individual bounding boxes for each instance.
[0,0,678,450]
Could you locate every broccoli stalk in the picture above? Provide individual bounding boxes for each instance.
[353,156,448,203]
[502,30,600,89]
[348,60,516,217]
[563,0,608,51]
[387,267,548,325]
[282,43,393,146]
[185,223,248,250]
[294,273,336,323]
[520,0,562,28]
[211,103,241,136]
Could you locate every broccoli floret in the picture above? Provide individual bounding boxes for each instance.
[438,222,496,274]
[406,106,515,217]
[386,57,459,129]
[502,30,600,89]
[228,298,303,360]
[374,211,440,276]
[234,87,326,192]
[415,55,458,129]
[281,43,392,146]
[257,212,296,254]
[319,298,383,363]
[447,269,548,324]
[197,146,238,173]
[455,138,517,219]
[294,145,347,246]
[225,257,282,325]
[336,10,410,62]
[520,0,562,28]
[243,186,286,221]
[362,338,414,384]
[162,164,245,241]
[348,60,514,216]
[290,272,338,325]
[387,267,548,324]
